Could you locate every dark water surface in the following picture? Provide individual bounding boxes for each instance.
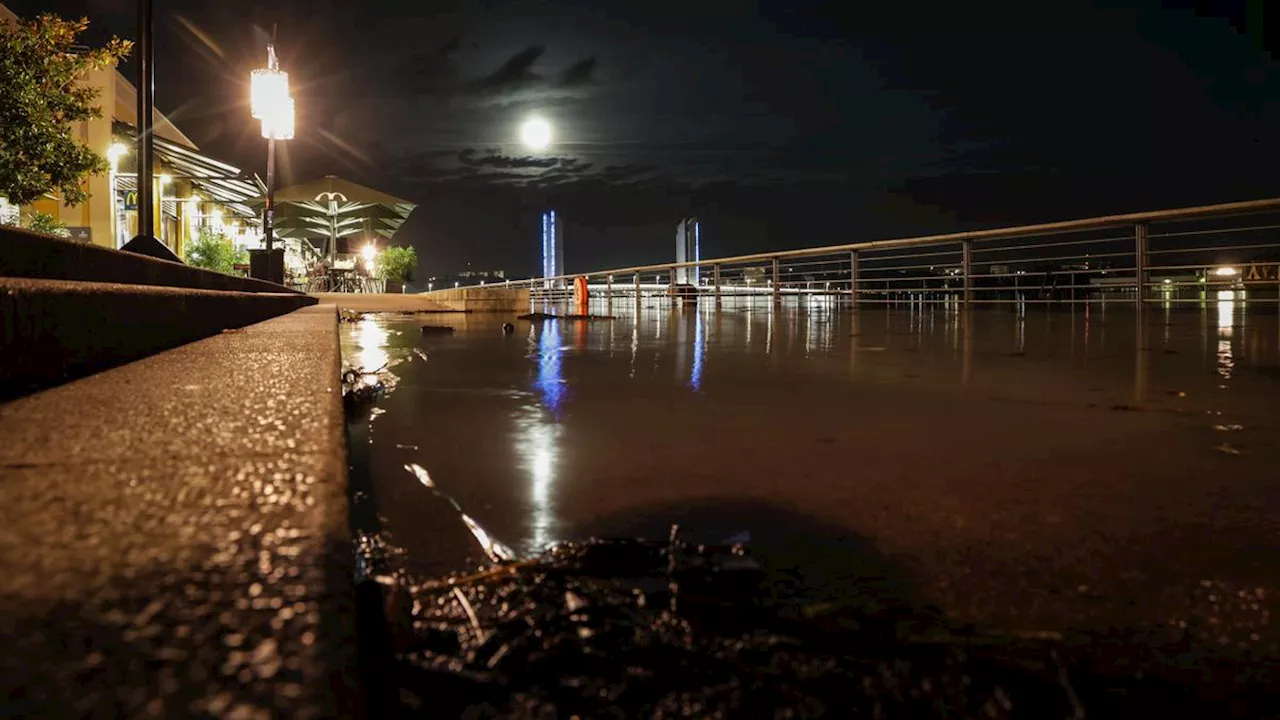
[344,298,1280,654]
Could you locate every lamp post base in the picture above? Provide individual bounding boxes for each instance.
[249,248,285,285]
[120,235,182,263]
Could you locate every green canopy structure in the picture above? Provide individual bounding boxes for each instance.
[253,175,416,265]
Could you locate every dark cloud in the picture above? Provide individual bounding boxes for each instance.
[459,152,559,170]
[469,46,544,95]
[454,151,596,177]
[399,37,465,95]
[558,56,597,88]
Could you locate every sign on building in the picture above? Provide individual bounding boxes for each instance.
[64,227,91,243]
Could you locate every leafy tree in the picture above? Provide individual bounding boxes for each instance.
[0,14,131,206]
[376,246,418,282]
[184,228,248,275]
[26,210,70,238]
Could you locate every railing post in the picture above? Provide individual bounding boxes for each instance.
[713,263,721,306]
[962,239,973,305]
[1134,222,1148,305]
[771,257,780,305]
[849,250,859,308]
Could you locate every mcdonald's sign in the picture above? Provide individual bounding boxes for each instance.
[123,191,139,211]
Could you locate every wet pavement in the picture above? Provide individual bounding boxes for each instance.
[343,297,1280,665]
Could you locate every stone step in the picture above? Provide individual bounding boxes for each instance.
[0,277,315,399]
[0,225,295,294]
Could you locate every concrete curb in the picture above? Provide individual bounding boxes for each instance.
[0,225,298,294]
[1,277,317,399]
[0,304,357,718]
[419,286,530,312]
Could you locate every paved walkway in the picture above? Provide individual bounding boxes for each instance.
[0,305,357,718]
[310,292,453,313]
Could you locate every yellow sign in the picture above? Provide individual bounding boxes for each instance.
[1244,263,1279,282]
[123,191,138,211]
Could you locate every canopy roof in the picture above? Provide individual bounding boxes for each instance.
[271,175,415,208]
[256,175,416,242]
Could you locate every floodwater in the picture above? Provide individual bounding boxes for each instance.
[343,296,1280,654]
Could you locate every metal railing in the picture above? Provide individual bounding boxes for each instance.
[478,197,1280,306]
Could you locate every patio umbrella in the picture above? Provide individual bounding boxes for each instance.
[251,175,416,263]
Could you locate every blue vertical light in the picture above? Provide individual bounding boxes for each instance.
[550,210,557,280]
[541,212,550,278]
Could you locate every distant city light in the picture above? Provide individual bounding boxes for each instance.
[520,116,552,151]
[1213,267,1239,276]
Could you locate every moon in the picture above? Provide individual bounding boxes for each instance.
[520,116,552,151]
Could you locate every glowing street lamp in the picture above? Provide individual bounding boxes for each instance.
[107,142,128,168]
[250,37,294,283]
[361,243,377,268]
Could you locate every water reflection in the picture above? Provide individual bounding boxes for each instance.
[690,311,705,391]
[354,318,390,372]
[517,320,567,553]
[534,320,568,413]
[1217,290,1235,380]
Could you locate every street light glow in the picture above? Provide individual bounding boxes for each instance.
[107,142,128,166]
[1213,266,1238,276]
[361,243,376,266]
[260,95,295,140]
[250,68,289,120]
[252,47,295,140]
[520,116,552,151]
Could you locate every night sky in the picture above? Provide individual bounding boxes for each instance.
[20,0,1280,276]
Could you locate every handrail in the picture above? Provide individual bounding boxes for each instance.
[499,196,1280,287]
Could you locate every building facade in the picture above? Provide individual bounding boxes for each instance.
[675,217,700,284]
[541,210,564,287]
[1,4,261,257]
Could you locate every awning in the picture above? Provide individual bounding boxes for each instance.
[112,121,265,219]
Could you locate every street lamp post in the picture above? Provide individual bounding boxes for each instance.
[119,0,180,261]
[250,34,294,283]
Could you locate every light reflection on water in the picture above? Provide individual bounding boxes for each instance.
[516,320,567,553]
[691,311,705,391]
[1217,291,1236,380]
[354,318,390,372]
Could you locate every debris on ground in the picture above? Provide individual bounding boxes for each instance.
[354,531,1280,718]
[342,363,388,413]
[339,308,365,323]
[420,325,455,334]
